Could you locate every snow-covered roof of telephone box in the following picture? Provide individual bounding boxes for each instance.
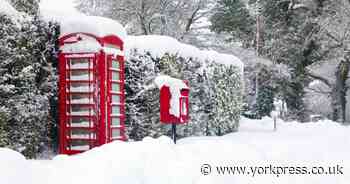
[125,35,244,72]
[40,8,127,41]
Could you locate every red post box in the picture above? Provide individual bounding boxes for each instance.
[156,75,189,144]
[157,76,190,124]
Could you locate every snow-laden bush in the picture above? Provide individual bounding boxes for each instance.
[125,36,244,140]
[208,63,243,135]
[0,108,9,148]
[0,2,59,158]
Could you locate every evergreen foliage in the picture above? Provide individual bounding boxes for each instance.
[255,66,276,118]
[210,0,255,47]
[209,64,242,135]
[210,0,328,122]
[8,0,39,16]
[255,86,274,118]
[0,5,59,158]
[0,109,9,147]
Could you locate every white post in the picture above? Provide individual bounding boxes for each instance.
[271,110,278,131]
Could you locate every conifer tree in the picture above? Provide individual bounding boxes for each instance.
[210,0,255,48]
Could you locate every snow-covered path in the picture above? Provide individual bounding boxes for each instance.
[1,117,349,184]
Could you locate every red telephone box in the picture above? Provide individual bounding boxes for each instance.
[58,30,126,154]
[159,80,190,124]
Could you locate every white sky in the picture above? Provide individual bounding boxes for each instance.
[40,0,77,12]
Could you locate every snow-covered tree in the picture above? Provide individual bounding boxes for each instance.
[125,51,161,140]
[307,0,350,123]
[210,0,255,48]
[0,2,59,158]
[209,64,243,135]
[8,0,39,16]
[0,107,9,147]
[254,67,275,118]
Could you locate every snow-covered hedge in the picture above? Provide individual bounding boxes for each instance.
[125,36,244,140]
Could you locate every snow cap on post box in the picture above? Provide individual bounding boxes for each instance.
[154,75,189,123]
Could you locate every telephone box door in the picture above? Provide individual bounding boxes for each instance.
[59,54,99,154]
[106,55,126,142]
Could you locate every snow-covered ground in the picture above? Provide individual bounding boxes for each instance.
[1,117,349,184]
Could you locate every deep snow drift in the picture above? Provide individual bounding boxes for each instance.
[1,117,349,184]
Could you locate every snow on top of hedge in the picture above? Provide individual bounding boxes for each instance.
[0,0,20,18]
[40,8,127,41]
[125,35,244,71]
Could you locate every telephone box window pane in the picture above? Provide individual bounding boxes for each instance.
[111,60,120,69]
[69,70,93,81]
[111,118,120,126]
[69,140,89,151]
[68,83,94,93]
[69,129,95,139]
[112,83,120,92]
[69,94,94,104]
[112,95,120,103]
[112,129,120,138]
[68,58,92,69]
[70,117,91,127]
[112,71,120,80]
[70,105,95,116]
[112,106,120,115]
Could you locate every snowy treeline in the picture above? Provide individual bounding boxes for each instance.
[208,0,350,123]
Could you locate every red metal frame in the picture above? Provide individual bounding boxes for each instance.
[59,33,125,155]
